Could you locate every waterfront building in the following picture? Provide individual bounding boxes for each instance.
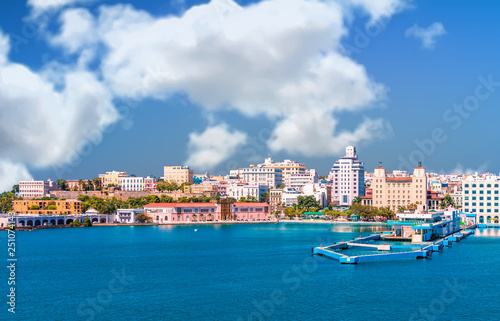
[19,179,57,199]
[114,209,145,224]
[13,199,82,215]
[100,171,128,187]
[388,210,461,242]
[0,212,108,228]
[226,183,267,200]
[238,167,283,188]
[361,163,428,211]
[462,176,500,224]
[260,156,306,181]
[328,146,365,206]
[121,177,144,191]
[163,166,193,184]
[144,200,271,223]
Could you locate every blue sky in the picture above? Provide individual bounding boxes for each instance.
[1,0,499,191]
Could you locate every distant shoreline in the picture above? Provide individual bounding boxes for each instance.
[1,219,389,231]
[1,220,279,231]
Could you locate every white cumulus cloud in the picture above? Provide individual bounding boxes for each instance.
[28,0,96,17]
[0,31,118,192]
[0,160,32,194]
[405,22,446,49]
[185,123,248,170]
[47,0,409,168]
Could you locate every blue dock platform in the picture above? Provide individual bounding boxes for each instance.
[313,229,475,264]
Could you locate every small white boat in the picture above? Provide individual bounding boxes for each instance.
[194,229,198,232]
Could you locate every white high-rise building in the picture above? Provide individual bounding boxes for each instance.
[328,146,365,206]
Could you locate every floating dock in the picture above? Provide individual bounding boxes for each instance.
[313,230,474,264]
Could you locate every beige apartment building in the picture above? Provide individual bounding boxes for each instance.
[99,171,128,187]
[260,156,305,181]
[362,163,428,211]
[164,166,193,184]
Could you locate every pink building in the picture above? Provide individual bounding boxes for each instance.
[19,179,57,199]
[144,177,157,191]
[144,201,271,223]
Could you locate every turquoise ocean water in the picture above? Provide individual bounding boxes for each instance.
[1,223,499,320]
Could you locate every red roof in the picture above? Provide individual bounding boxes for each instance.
[234,202,268,206]
[144,203,216,208]
[387,177,413,182]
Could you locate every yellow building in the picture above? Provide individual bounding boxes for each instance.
[183,184,217,194]
[13,199,82,215]
[99,171,128,187]
[164,166,193,184]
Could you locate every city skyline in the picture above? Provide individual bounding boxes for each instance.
[1,0,500,192]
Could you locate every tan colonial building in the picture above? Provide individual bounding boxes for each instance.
[362,163,428,211]
[99,171,128,187]
[164,166,194,184]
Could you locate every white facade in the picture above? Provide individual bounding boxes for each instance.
[19,180,57,199]
[301,183,328,208]
[282,188,301,206]
[114,209,145,223]
[328,146,365,206]
[239,167,283,188]
[121,177,144,191]
[285,169,318,190]
[227,183,267,200]
[462,176,500,224]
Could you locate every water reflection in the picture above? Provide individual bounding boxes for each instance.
[475,228,500,237]
[330,225,390,233]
